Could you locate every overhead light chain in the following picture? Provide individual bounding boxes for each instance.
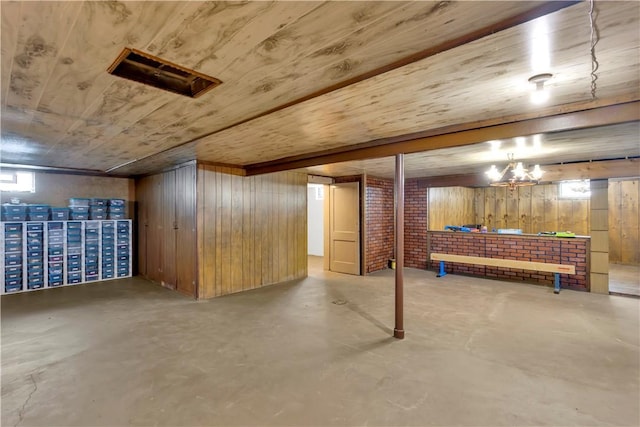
[589,0,600,100]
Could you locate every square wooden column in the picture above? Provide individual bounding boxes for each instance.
[590,179,609,294]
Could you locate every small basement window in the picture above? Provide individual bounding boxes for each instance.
[107,48,222,98]
[0,171,35,193]
[559,180,591,199]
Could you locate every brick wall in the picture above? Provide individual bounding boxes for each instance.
[365,176,394,273]
[405,179,428,269]
[428,231,590,291]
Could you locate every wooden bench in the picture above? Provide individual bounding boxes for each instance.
[430,253,576,294]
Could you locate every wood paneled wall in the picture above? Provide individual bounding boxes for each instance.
[197,165,307,298]
[136,164,197,296]
[427,187,476,231]
[473,184,590,235]
[428,184,592,235]
[609,179,640,265]
[2,170,134,216]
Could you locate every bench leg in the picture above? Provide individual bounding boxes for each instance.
[554,272,560,294]
[437,261,447,278]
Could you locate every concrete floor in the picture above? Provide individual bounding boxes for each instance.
[2,257,639,427]
[609,263,640,297]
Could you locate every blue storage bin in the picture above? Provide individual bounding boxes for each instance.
[89,206,107,213]
[27,236,42,244]
[85,221,100,229]
[67,222,82,229]
[48,247,63,256]
[4,223,22,232]
[48,229,64,237]
[117,271,129,278]
[27,204,49,213]
[108,206,125,213]
[26,223,43,232]
[50,208,69,220]
[86,244,99,251]
[48,221,64,230]
[5,240,22,252]
[5,265,22,274]
[102,255,114,262]
[27,243,43,252]
[68,254,81,261]
[27,212,49,221]
[49,281,63,287]
[5,253,22,266]
[2,213,27,221]
[2,203,27,213]
[67,276,81,284]
[108,213,125,219]
[27,250,42,258]
[5,271,22,280]
[27,231,41,238]
[5,230,22,239]
[102,262,114,269]
[70,213,89,220]
[68,259,81,267]
[27,258,42,266]
[102,273,114,279]
[117,262,129,270]
[48,255,63,263]
[67,265,81,273]
[5,283,22,293]
[90,198,108,206]
[27,282,44,290]
[69,205,89,213]
[85,275,99,282]
[49,235,64,245]
[90,213,107,220]
[117,221,130,229]
[109,199,125,207]
[49,267,63,275]
[28,270,43,278]
[69,198,90,207]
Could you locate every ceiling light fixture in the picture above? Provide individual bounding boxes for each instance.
[485,153,544,191]
[528,73,552,104]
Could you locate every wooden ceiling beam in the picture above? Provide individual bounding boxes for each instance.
[416,158,640,188]
[245,101,640,176]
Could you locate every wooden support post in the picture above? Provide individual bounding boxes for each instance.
[394,154,405,339]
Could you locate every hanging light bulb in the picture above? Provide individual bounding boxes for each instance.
[486,165,502,181]
[513,162,526,179]
[529,73,552,105]
[531,164,544,180]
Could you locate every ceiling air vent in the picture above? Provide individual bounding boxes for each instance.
[107,48,221,98]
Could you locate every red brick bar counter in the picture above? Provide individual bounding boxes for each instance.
[427,231,590,291]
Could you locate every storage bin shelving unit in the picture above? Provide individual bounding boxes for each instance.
[1,219,132,294]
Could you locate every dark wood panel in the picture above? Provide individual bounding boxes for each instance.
[162,170,177,290]
[176,164,197,297]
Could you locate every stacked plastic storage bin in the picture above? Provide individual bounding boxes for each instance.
[66,222,82,284]
[50,207,69,221]
[116,221,130,277]
[25,223,45,289]
[3,223,23,293]
[84,221,100,281]
[108,199,126,219]
[47,222,64,287]
[2,204,27,221]
[101,221,115,279]
[69,198,89,220]
[27,204,49,221]
[89,199,108,220]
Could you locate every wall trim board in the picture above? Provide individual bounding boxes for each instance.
[0,163,116,177]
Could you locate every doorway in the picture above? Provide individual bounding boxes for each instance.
[307,179,361,276]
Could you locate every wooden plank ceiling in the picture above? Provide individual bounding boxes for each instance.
[1,1,638,178]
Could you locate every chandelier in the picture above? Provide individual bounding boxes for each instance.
[485,153,544,190]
